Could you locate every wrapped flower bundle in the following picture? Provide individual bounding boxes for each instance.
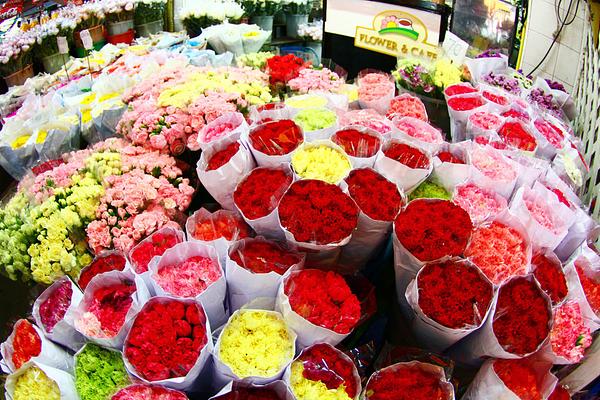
[196,112,248,149]
[287,343,360,400]
[207,142,241,171]
[492,277,552,356]
[549,385,571,400]
[394,199,473,263]
[129,227,184,274]
[453,183,507,225]
[482,89,510,107]
[38,279,74,334]
[230,238,304,275]
[278,180,359,245]
[444,83,478,97]
[386,94,428,121]
[9,365,63,400]
[78,253,127,290]
[283,269,361,334]
[470,145,517,198]
[217,309,295,380]
[248,119,304,160]
[574,256,600,315]
[288,68,344,94]
[437,151,465,164]
[75,344,130,400]
[112,384,188,400]
[188,209,253,243]
[408,181,451,201]
[332,128,382,159]
[293,108,338,137]
[234,167,293,220]
[346,168,403,221]
[153,254,221,298]
[467,111,504,134]
[545,301,592,363]
[124,298,209,382]
[211,382,289,400]
[7,320,41,370]
[447,94,486,112]
[415,260,493,330]
[340,109,393,135]
[286,94,329,110]
[393,117,444,147]
[364,361,454,400]
[534,118,565,149]
[498,120,537,152]
[532,252,568,305]
[383,141,430,169]
[357,71,396,113]
[291,143,352,184]
[503,108,531,121]
[465,220,529,285]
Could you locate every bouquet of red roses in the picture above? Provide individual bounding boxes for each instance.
[246,120,304,167]
[277,179,359,267]
[393,199,473,277]
[339,168,404,270]
[364,361,455,400]
[404,259,494,352]
[456,275,552,362]
[284,342,361,400]
[463,357,556,400]
[375,140,433,192]
[123,297,212,391]
[332,126,383,169]
[32,277,85,351]
[186,208,254,265]
[431,143,471,193]
[197,138,256,211]
[226,237,305,311]
[233,166,293,238]
[128,226,185,275]
[148,241,226,328]
[210,381,294,400]
[563,244,600,331]
[112,384,189,400]
[69,271,150,349]
[276,269,362,348]
[78,252,128,291]
[0,319,73,373]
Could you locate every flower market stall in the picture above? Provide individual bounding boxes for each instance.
[0,0,599,399]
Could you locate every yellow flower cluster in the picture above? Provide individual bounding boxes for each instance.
[432,59,463,89]
[13,366,61,400]
[219,310,294,378]
[292,145,352,184]
[85,151,122,182]
[286,95,329,109]
[290,362,352,400]
[158,70,272,109]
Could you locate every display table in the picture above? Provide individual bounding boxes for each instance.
[323,0,451,77]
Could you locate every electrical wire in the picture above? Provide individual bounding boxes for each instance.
[527,0,581,75]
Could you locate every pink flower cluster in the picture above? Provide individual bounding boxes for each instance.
[86,169,194,254]
[154,256,221,297]
[468,111,504,131]
[549,301,592,363]
[524,192,564,234]
[453,183,507,224]
[201,122,236,143]
[358,72,395,102]
[470,145,517,182]
[341,109,393,135]
[393,118,444,144]
[288,68,343,94]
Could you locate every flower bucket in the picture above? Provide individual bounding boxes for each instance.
[3,64,33,87]
[286,14,308,38]
[107,19,135,36]
[74,25,106,57]
[305,41,322,62]
[108,29,136,45]
[41,52,66,74]
[250,15,274,32]
[135,19,164,37]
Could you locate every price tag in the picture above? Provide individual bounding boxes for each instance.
[57,36,69,54]
[80,29,93,50]
[442,32,469,64]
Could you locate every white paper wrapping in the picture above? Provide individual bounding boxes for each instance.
[243,121,305,168]
[4,361,78,400]
[226,238,305,312]
[32,277,86,352]
[391,116,445,154]
[374,140,432,192]
[212,309,297,387]
[148,241,227,328]
[469,145,519,199]
[282,343,362,400]
[432,143,472,193]
[464,56,509,84]
[275,272,349,349]
[197,138,256,210]
[509,186,576,251]
[331,125,382,169]
[0,321,74,374]
[197,112,250,151]
[67,270,151,349]
[122,297,213,392]
[563,243,600,331]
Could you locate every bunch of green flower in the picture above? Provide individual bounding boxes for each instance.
[75,344,130,400]
[236,51,275,70]
[408,180,451,202]
[0,193,36,281]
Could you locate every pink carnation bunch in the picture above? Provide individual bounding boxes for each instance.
[288,68,343,94]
